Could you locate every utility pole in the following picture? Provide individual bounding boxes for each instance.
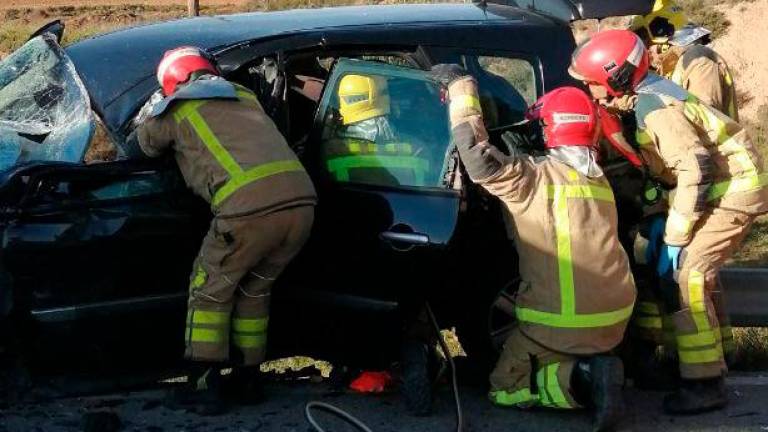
[188,0,200,16]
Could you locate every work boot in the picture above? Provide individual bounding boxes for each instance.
[223,366,264,405]
[168,363,226,416]
[630,342,679,391]
[572,356,626,432]
[663,376,728,415]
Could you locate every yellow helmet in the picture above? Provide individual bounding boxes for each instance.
[338,74,390,125]
[631,0,710,46]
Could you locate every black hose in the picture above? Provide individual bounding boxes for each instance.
[305,401,374,432]
[426,302,464,432]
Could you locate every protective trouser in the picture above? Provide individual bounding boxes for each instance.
[666,208,753,379]
[489,327,582,409]
[184,205,314,366]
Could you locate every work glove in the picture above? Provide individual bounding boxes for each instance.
[428,64,470,88]
[656,243,682,281]
[500,130,532,158]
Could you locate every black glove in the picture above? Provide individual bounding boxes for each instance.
[428,64,470,88]
[501,130,532,157]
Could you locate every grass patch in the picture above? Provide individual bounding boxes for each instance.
[679,0,731,39]
[733,327,768,371]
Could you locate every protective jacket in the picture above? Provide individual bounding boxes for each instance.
[652,44,739,121]
[634,74,768,246]
[137,79,317,217]
[448,77,636,354]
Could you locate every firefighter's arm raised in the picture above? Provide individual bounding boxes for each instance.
[446,75,535,202]
[644,106,713,246]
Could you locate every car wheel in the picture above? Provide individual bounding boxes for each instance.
[400,338,436,416]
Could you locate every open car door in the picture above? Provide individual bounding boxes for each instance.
[484,0,655,20]
[272,59,461,363]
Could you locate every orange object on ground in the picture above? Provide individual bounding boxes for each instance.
[349,371,392,393]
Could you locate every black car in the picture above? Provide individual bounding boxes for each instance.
[0,0,656,408]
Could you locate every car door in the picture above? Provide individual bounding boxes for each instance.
[272,59,461,358]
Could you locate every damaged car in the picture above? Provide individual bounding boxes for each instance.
[0,0,656,410]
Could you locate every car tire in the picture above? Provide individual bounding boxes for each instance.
[400,338,435,416]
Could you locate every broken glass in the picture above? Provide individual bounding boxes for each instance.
[0,33,94,171]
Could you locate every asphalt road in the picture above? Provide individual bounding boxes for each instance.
[4,374,768,432]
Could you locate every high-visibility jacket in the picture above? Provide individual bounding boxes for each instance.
[323,138,430,186]
[137,80,316,217]
[448,77,636,354]
[653,44,739,122]
[634,74,768,246]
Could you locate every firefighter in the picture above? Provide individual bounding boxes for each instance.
[570,29,768,414]
[631,0,739,121]
[323,73,430,186]
[132,46,317,414]
[430,65,636,432]
[630,0,742,369]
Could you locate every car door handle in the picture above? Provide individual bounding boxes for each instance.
[379,231,430,245]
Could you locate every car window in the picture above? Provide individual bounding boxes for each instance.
[463,55,536,129]
[317,60,451,189]
[0,34,94,171]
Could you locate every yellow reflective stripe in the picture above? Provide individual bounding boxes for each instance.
[667,208,693,236]
[516,303,634,328]
[187,328,225,343]
[635,317,663,329]
[671,65,683,86]
[679,346,722,364]
[638,302,661,315]
[213,160,305,206]
[552,186,575,315]
[449,94,481,113]
[189,310,229,325]
[348,141,362,153]
[173,100,207,123]
[490,388,536,406]
[708,173,768,201]
[232,333,267,349]
[687,270,712,334]
[636,129,653,147]
[236,89,258,103]
[191,265,207,289]
[677,329,718,348]
[536,364,571,408]
[546,185,615,202]
[232,317,268,333]
[326,155,430,184]
[177,104,242,176]
[723,70,733,86]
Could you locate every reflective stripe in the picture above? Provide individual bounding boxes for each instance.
[236,89,259,103]
[667,208,693,237]
[191,265,207,289]
[173,100,306,208]
[233,317,268,333]
[490,388,536,406]
[636,129,653,147]
[232,333,267,349]
[516,303,635,328]
[327,155,430,184]
[638,302,661,315]
[517,184,628,328]
[635,317,663,329]
[213,160,304,206]
[189,310,229,325]
[449,94,482,114]
[679,346,722,364]
[187,327,225,343]
[708,173,768,201]
[688,270,710,331]
[536,363,571,408]
[677,329,718,348]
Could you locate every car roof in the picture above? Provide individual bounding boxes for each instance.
[64,3,564,132]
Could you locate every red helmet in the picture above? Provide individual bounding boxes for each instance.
[157,46,219,96]
[526,87,600,151]
[569,30,650,97]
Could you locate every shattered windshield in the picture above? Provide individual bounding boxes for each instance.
[0,33,94,171]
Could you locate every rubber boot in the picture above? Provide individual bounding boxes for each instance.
[630,341,679,391]
[572,356,626,432]
[168,363,226,416]
[223,366,264,405]
[663,376,728,415]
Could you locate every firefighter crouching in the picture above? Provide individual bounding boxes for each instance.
[131,46,316,414]
[430,65,636,432]
[570,30,768,414]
